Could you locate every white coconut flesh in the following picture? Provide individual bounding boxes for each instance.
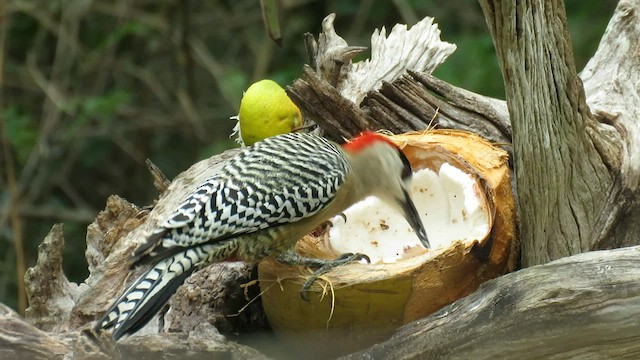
[327,163,491,264]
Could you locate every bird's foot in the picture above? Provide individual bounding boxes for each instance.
[276,251,370,301]
[300,252,370,301]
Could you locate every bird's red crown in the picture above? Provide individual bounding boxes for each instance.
[342,131,397,153]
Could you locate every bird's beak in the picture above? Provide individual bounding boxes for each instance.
[401,188,430,249]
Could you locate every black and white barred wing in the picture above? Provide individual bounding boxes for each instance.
[134,133,350,261]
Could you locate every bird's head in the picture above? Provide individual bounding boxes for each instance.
[343,132,430,248]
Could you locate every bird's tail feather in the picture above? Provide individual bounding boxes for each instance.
[96,245,213,340]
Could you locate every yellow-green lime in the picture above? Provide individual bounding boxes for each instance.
[233,79,302,146]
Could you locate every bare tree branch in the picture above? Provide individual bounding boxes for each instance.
[579,0,640,250]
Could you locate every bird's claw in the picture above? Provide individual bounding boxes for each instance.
[299,252,370,301]
[319,212,347,229]
[335,252,369,263]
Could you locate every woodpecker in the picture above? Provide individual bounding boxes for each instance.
[95,132,430,340]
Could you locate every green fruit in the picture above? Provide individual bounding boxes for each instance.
[234,79,303,146]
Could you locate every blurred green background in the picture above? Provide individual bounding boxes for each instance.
[0,0,617,312]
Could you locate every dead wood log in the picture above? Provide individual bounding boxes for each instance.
[1,302,269,360]
[343,246,640,360]
[478,0,639,265]
[290,13,510,147]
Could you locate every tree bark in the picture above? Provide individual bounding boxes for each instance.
[343,246,640,360]
[1,302,269,360]
[579,0,640,251]
[477,0,638,266]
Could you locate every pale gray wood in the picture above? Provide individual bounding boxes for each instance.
[478,0,639,266]
[311,13,456,104]
[295,13,510,146]
[1,303,270,359]
[24,224,84,333]
[579,0,640,251]
[344,246,640,360]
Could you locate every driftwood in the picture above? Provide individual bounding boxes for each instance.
[288,68,511,146]
[4,1,640,359]
[1,301,269,360]
[479,0,639,265]
[344,246,640,360]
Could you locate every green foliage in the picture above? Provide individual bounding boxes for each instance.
[63,90,132,139]
[565,0,617,70]
[198,139,238,161]
[3,107,37,163]
[79,91,131,121]
[434,34,504,99]
[218,69,249,110]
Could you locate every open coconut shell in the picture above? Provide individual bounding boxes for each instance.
[258,130,517,358]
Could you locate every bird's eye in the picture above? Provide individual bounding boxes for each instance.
[397,149,413,180]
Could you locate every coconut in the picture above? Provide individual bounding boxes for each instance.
[258,130,517,358]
